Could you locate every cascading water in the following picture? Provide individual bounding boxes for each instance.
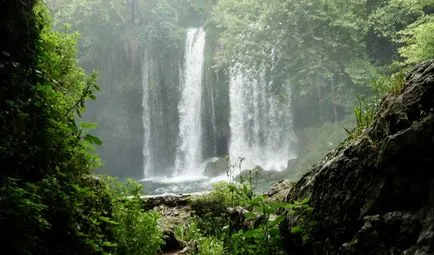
[142,28,296,194]
[229,70,297,171]
[142,48,153,177]
[174,27,206,177]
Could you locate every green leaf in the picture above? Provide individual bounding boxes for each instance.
[98,216,118,225]
[79,122,97,129]
[83,134,102,145]
[291,225,302,234]
[244,212,255,219]
[102,241,117,247]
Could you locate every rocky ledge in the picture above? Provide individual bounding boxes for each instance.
[283,60,434,254]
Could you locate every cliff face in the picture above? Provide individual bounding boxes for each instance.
[285,61,434,254]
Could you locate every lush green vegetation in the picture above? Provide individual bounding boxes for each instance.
[45,0,434,180]
[211,0,434,123]
[1,2,163,254]
[1,0,434,254]
[208,0,434,176]
[174,181,314,255]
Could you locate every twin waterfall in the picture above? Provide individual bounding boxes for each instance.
[142,27,296,180]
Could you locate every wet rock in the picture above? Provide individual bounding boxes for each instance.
[267,179,295,201]
[203,157,229,177]
[161,229,185,254]
[228,206,249,230]
[280,216,311,255]
[142,194,193,210]
[283,60,434,254]
[235,166,281,182]
[227,206,266,231]
[339,212,423,255]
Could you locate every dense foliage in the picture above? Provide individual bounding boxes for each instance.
[1,2,163,254]
[179,181,315,254]
[1,0,433,254]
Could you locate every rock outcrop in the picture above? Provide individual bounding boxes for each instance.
[283,61,434,254]
[203,157,229,177]
[142,193,194,210]
[142,194,197,254]
[267,180,295,201]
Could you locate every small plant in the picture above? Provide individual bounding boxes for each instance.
[347,71,406,140]
[227,156,245,182]
[227,197,285,255]
[106,178,164,255]
[191,157,315,255]
[174,221,224,255]
[371,72,405,97]
[285,198,316,243]
[225,196,315,255]
[344,96,376,140]
[191,181,247,237]
[388,71,406,94]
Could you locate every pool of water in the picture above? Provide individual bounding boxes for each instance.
[140,175,229,195]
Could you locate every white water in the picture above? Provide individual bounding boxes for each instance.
[174,28,206,176]
[142,48,153,177]
[142,28,297,195]
[210,83,217,155]
[229,70,297,171]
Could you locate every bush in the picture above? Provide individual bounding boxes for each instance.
[190,181,252,237]
[1,2,164,254]
[174,221,224,255]
[189,181,315,255]
[108,178,164,255]
[0,179,50,254]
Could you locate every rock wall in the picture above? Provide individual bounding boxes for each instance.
[284,61,434,254]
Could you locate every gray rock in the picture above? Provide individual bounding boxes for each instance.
[161,229,186,253]
[267,180,295,201]
[203,157,229,177]
[282,60,434,254]
[142,194,192,210]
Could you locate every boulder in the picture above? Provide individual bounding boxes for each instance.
[283,61,434,254]
[142,194,192,210]
[227,206,266,232]
[203,157,229,177]
[235,165,282,183]
[161,229,185,253]
[267,180,295,201]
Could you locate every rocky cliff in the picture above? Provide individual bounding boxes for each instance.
[284,61,434,254]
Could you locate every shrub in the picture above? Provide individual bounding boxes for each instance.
[108,178,164,255]
[174,221,224,255]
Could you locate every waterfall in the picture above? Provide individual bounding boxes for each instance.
[142,48,153,177]
[210,83,217,156]
[174,27,206,176]
[143,26,294,184]
[229,70,297,171]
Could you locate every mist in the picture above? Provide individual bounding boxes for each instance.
[47,0,408,194]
